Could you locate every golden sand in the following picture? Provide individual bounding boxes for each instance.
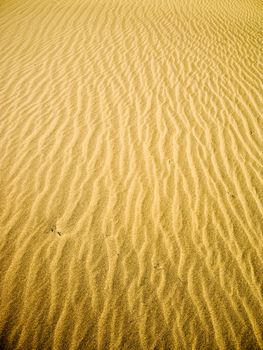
[0,0,262,348]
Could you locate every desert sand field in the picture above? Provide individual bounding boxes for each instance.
[0,0,263,349]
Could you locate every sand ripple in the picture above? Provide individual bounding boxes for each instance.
[0,0,262,349]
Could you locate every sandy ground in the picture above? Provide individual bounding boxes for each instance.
[0,0,263,349]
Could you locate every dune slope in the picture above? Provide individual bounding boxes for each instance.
[0,0,263,349]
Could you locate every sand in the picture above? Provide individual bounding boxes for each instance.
[0,0,262,349]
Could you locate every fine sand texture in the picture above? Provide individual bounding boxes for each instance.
[0,0,263,349]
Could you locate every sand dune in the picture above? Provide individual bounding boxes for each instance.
[0,0,263,349]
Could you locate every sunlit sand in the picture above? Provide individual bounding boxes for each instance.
[0,0,262,348]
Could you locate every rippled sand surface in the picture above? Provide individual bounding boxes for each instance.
[0,0,263,349]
